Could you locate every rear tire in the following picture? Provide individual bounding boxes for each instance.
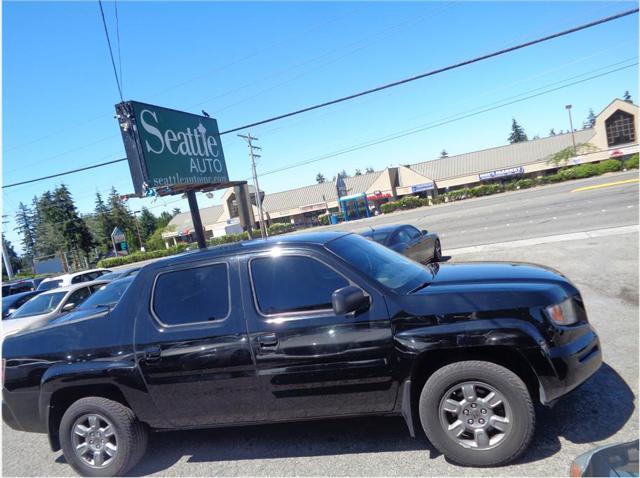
[418,361,534,466]
[59,397,147,477]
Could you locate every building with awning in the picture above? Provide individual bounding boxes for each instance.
[165,98,637,244]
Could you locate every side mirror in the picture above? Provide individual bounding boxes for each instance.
[421,229,428,235]
[62,303,76,313]
[332,285,370,316]
[7,308,16,316]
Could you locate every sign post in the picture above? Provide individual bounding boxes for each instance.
[111,227,128,256]
[115,101,246,250]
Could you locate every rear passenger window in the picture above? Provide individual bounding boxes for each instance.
[250,256,348,315]
[153,263,229,325]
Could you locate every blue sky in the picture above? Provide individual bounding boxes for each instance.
[2,1,638,253]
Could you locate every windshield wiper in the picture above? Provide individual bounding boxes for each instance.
[408,281,432,294]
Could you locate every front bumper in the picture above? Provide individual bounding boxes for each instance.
[2,400,22,431]
[537,326,602,405]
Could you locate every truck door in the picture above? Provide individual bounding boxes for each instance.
[134,257,260,428]
[241,247,397,421]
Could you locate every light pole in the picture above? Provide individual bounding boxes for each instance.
[132,210,144,252]
[565,104,577,155]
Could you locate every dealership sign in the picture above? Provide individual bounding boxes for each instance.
[411,182,435,193]
[115,101,228,196]
[609,145,639,157]
[479,166,524,181]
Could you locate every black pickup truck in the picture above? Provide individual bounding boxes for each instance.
[2,232,602,476]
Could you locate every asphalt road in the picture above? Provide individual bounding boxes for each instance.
[3,171,639,477]
[311,170,639,250]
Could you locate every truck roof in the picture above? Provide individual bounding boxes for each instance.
[149,231,352,269]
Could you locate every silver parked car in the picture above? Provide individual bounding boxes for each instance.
[361,224,442,263]
[2,280,109,337]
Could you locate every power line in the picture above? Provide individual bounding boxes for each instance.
[2,8,637,190]
[3,60,635,190]
[255,62,638,179]
[114,0,123,94]
[97,0,124,102]
[218,7,638,135]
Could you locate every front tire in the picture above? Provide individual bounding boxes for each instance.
[419,361,534,466]
[59,397,147,477]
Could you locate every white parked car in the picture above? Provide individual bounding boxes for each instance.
[36,268,112,292]
[2,280,109,337]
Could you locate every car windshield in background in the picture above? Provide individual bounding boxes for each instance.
[75,277,134,311]
[361,230,392,244]
[37,280,62,291]
[10,292,66,319]
[327,234,430,293]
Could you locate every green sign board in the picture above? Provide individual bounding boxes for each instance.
[116,101,228,196]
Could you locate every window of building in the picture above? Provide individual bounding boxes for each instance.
[605,110,635,147]
[250,255,348,315]
[153,263,229,326]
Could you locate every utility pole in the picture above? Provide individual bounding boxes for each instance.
[1,216,14,279]
[238,133,268,239]
[565,104,577,155]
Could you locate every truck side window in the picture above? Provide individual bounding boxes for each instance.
[250,255,348,315]
[153,263,229,326]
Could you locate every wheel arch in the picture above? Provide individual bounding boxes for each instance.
[47,384,132,452]
[406,345,541,436]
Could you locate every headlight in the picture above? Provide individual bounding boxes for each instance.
[545,297,579,325]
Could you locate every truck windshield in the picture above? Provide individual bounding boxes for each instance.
[10,292,66,318]
[326,234,431,293]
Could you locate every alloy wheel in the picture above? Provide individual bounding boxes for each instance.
[70,413,118,468]
[438,381,512,450]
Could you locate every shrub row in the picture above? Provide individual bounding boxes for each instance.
[379,158,638,213]
[97,244,189,268]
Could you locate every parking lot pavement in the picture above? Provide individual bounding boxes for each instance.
[3,232,638,477]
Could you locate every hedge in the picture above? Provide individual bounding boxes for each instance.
[98,244,189,268]
[624,154,639,170]
[378,158,638,214]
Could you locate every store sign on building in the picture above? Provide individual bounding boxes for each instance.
[115,101,228,196]
[478,166,524,181]
[300,202,327,212]
[610,145,639,157]
[410,182,435,193]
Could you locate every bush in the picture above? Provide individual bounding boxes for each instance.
[572,163,599,179]
[595,159,622,175]
[381,202,398,214]
[267,223,295,236]
[318,213,330,225]
[514,179,535,189]
[624,154,639,169]
[397,195,422,210]
[98,244,189,268]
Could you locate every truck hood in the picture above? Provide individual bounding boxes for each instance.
[395,261,578,317]
[424,261,570,287]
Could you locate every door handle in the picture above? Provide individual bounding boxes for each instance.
[257,333,278,349]
[143,346,162,363]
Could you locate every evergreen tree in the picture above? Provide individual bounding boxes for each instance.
[440,149,448,158]
[156,211,173,229]
[14,202,36,259]
[315,173,326,184]
[138,208,157,241]
[53,184,94,254]
[354,169,362,176]
[623,90,633,103]
[365,167,375,173]
[171,207,181,217]
[2,236,21,277]
[583,109,596,129]
[508,118,528,144]
[549,128,556,136]
[93,192,114,253]
[339,169,349,178]
[532,134,540,140]
[33,191,64,256]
